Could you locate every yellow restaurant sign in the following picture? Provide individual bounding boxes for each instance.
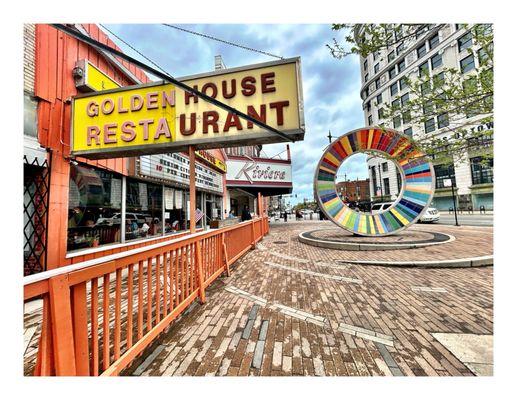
[71,57,304,159]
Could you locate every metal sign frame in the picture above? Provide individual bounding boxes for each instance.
[70,58,304,159]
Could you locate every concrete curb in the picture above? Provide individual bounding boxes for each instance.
[298,230,455,251]
[338,255,493,268]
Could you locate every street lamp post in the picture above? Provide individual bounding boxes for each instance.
[377,163,384,201]
[448,164,460,226]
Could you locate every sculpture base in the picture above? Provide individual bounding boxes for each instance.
[298,227,454,251]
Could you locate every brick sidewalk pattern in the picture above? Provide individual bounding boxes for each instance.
[120,221,492,376]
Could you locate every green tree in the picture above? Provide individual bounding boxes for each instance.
[328,24,493,165]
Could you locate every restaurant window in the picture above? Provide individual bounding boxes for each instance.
[431,53,442,69]
[470,157,494,185]
[164,187,187,233]
[460,54,475,74]
[67,164,122,251]
[126,178,163,240]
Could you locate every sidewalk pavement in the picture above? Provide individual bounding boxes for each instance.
[124,221,493,376]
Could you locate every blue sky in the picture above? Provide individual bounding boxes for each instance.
[102,24,367,202]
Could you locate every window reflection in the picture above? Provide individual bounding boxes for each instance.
[126,179,163,240]
[67,164,122,251]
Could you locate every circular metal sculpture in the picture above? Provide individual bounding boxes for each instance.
[314,127,435,236]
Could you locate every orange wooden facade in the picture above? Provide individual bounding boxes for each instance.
[33,24,227,270]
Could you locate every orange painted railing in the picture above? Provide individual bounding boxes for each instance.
[23,216,269,376]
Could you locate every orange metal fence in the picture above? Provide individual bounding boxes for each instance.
[23,216,269,376]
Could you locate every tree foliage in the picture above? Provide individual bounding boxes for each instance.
[328,24,493,166]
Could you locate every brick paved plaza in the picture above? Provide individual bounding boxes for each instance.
[118,220,493,376]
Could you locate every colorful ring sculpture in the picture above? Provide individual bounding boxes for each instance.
[314,127,435,236]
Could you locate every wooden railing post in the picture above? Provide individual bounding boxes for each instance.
[251,220,256,249]
[48,275,77,376]
[222,232,231,277]
[195,240,206,304]
[34,295,55,376]
[258,193,264,239]
[71,282,90,375]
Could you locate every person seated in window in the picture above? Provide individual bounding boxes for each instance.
[241,206,252,221]
[82,210,96,227]
[141,221,150,236]
[150,218,161,235]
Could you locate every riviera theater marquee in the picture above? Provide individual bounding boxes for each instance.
[226,156,292,195]
[71,57,304,159]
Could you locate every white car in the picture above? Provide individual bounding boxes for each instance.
[370,202,440,223]
[419,207,440,223]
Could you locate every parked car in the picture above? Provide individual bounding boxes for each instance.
[96,212,147,226]
[371,202,439,223]
[418,207,440,223]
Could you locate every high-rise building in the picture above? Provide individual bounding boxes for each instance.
[356,24,493,211]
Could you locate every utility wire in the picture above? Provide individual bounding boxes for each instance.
[99,24,168,75]
[162,24,284,60]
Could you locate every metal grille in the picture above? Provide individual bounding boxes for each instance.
[23,154,51,276]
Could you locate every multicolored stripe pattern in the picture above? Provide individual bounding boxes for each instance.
[314,128,435,236]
